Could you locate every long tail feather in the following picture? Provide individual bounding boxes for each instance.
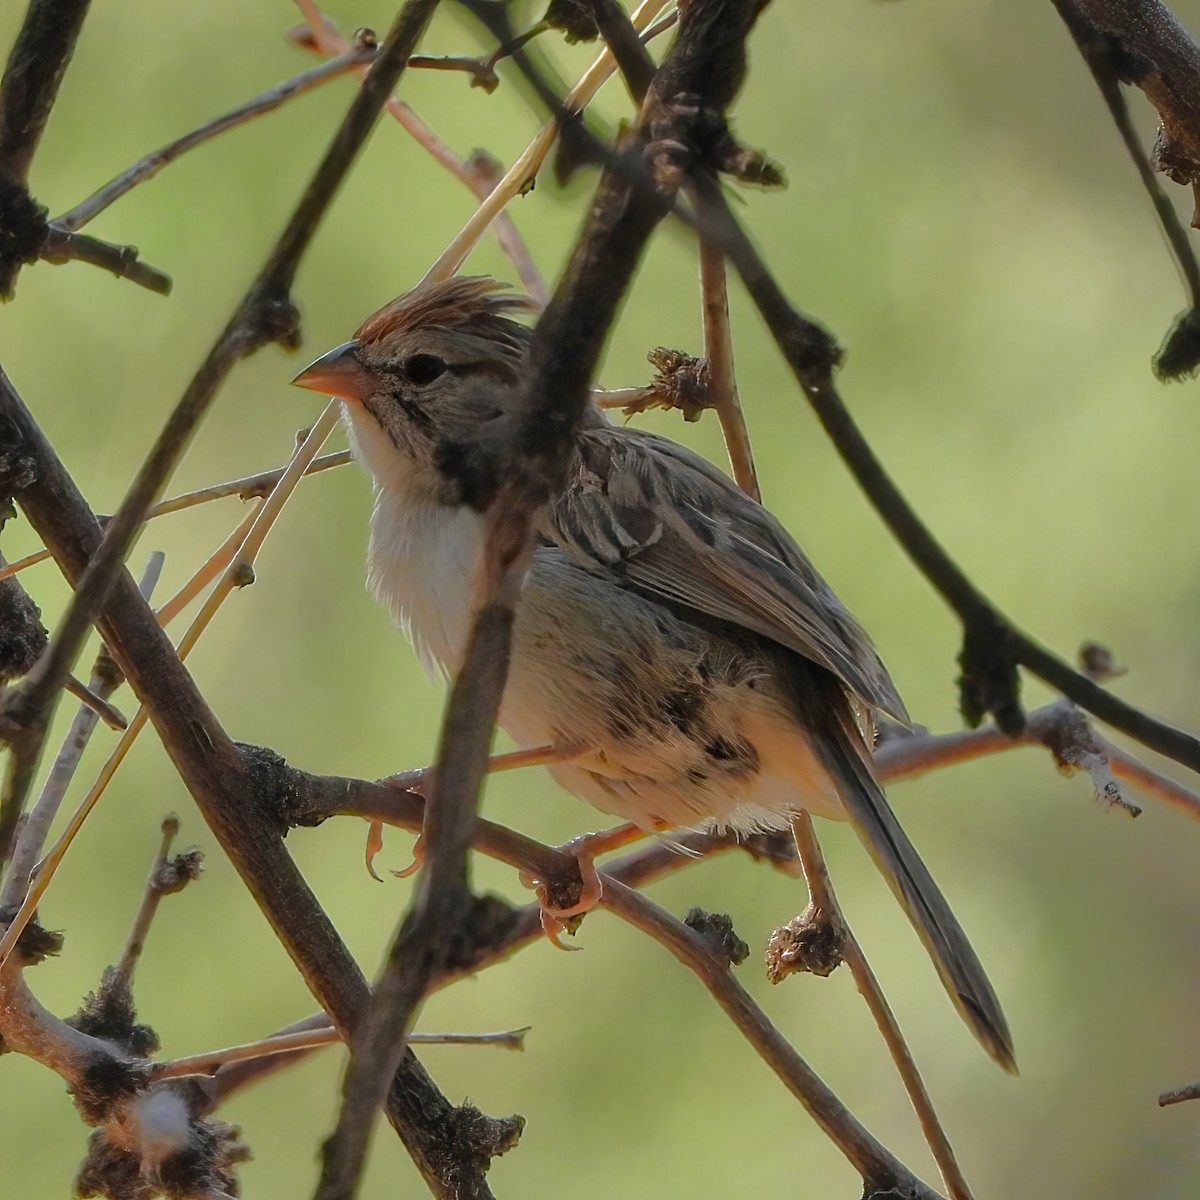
[812,717,1016,1073]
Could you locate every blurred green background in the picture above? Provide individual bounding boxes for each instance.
[2,1,1199,1196]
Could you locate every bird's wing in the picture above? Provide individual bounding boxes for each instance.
[538,425,909,723]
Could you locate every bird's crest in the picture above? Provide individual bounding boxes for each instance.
[355,275,539,347]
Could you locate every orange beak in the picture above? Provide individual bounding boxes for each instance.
[291,340,370,402]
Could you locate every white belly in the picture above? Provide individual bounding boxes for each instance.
[365,489,844,836]
[367,492,484,678]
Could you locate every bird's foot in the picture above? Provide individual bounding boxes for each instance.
[519,825,651,950]
[522,848,603,951]
[363,768,432,881]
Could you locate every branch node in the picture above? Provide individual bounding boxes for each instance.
[68,967,161,1062]
[446,1102,525,1170]
[1078,640,1128,683]
[958,612,1024,735]
[75,1084,248,1200]
[0,179,49,299]
[684,906,749,965]
[72,1054,154,1127]
[0,562,48,685]
[765,900,844,983]
[1038,703,1141,816]
[241,282,302,355]
[544,0,600,45]
[235,743,297,837]
[645,346,713,420]
[0,915,63,964]
[1152,306,1200,380]
[0,411,40,509]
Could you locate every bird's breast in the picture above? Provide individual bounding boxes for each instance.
[366,492,485,678]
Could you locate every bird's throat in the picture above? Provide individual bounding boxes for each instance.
[366,490,486,679]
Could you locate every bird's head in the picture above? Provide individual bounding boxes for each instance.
[292,276,537,507]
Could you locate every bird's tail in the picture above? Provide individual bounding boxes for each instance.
[812,714,1016,1073]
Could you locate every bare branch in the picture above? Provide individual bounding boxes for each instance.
[600,876,944,1198]
[423,0,672,284]
[3,348,509,1196]
[0,0,92,187]
[874,701,1200,820]
[60,674,127,730]
[0,0,446,879]
[1160,1080,1200,1106]
[0,551,162,916]
[53,45,377,233]
[788,813,975,1200]
[292,3,548,302]
[158,1025,528,1083]
[697,239,759,498]
[0,451,351,584]
[283,765,943,1198]
[114,816,203,988]
[688,175,1200,775]
[36,225,171,294]
[1049,0,1200,380]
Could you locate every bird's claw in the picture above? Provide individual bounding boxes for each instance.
[392,834,425,879]
[362,769,431,880]
[522,850,603,951]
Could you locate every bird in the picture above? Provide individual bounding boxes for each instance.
[292,274,1015,1072]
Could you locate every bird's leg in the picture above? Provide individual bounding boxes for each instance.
[521,822,668,950]
[369,744,583,880]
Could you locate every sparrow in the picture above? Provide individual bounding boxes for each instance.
[292,275,1015,1072]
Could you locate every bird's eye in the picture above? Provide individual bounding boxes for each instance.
[404,354,447,386]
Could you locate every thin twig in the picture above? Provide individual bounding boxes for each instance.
[154,505,263,628]
[292,1,548,302]
[0,452,350,583]
[36,226,171,294]
[874,701,1200,820]
[1159,1081,1200,1106]
[790,813,975,1200]
[61,674,127,731]
[157,1025,528,1081]
[688,175,1200,775]
[114,815,202,987]
[0,0,448,868]
[6,354,502,1195]
[0,552,163,913]
[697,237,759,498]
[422,0,671,285]
[53,46,377,233]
